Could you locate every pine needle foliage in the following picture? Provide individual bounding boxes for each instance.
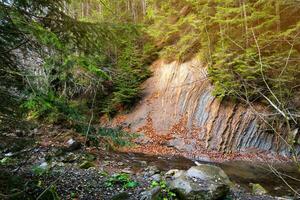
[146,0,300,123]
[0,0,151,126]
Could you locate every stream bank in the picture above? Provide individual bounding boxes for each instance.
[0,126,299,199]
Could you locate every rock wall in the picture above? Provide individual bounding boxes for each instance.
[108,59,298,158]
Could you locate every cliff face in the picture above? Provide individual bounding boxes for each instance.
[108,59,297,159]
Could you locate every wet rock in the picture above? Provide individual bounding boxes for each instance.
[186,164,231,185]
[139,186,161,200]
[66,138,81,152]
[194,156,211,162]
[250,183,268,195]
[276,196,294,200]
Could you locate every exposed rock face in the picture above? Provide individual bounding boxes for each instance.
[108,59,298,158]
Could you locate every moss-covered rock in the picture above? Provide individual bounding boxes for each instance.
[250,183,268,195]
[79,161,95,169]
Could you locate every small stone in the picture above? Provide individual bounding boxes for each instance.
[56,162,65,167]
[140,161,147,166]
[151,174,161,182]
[39,162,48,170]
[250,183,268,195]
[66,138,81,151]
[121,168,133,174]
[63,153,77,163]
[4,152,13,157]
[139,186,161,200]
[166,169,185,179]
[79,161,95,169]
[274,186,282,191]
[144,166,160,177]
[276,196,295,200]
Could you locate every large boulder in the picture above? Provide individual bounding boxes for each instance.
[186,164,231,185]
[168,164,230,200]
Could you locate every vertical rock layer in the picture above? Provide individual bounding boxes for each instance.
[109,59,298,158]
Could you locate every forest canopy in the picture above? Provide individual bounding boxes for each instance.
[146,0,300,131]
[0,0,152,132]
[1,0,300,136]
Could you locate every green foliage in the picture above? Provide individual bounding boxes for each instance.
[145,0,201,62]
[203,0,300,106]
[147,0,300,124]
[31,164,49,176]
[69,0,146,23]
[150,180,177,200]
[1,0,152,130]
[0,157,14,166]
[105,173,139,189]
[22,92,83,124]
[36,185,61,200]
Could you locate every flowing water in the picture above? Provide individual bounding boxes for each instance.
[113,152,300,197]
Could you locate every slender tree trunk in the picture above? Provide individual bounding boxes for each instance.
[141,0,146,16]
[242,1,249,47]
[81,1,84,18]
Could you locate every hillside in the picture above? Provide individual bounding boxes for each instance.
[0,0,300,199]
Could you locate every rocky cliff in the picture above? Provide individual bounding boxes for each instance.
[107,59,298,160]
